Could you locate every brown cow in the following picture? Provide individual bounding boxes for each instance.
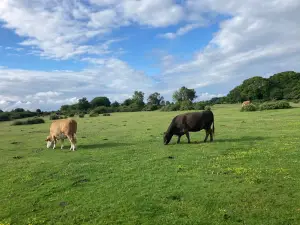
[242,100,250,107]
[45,118,77,151]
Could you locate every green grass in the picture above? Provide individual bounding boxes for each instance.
[1,104,300,225]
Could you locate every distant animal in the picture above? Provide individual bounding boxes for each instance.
[163,110,215,145]
[45,118,77,151]
[242,100,250,107]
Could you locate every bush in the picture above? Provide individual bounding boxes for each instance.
[160,103,181,112]
[68,113,75,117]
[93,106,110,114]
[12,118,45,126]
[27,118,45,124]
[180,101,194,111]
[0,113,11,121]
[194,102,205,110]
[49,114,60,120]
[259,100,291,111]
[103,113,111,116]
[79,113,85,118]
[89,112,99,117]
[240,103,257,112]
[204,105,211,111]
[143,104,159,111]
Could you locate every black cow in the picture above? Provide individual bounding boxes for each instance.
[163,110,215,145]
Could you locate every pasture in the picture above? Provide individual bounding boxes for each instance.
[1,104,300,225]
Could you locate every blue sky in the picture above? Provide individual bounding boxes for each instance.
[0,0,300,111]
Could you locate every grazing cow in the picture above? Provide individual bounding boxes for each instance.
[242,100,250,107]
[45,118,77,151]
[163,110,215,145]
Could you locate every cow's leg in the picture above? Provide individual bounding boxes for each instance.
[67,134,76,151]
[52,136,57,149]
[177,135,181,144]
[203,129,209,142]
[209,128,213,142]
[186,132,190,143]
[60,138,65,149]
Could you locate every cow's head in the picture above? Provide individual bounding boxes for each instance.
[45,136,53,148]
[163,131,172,145]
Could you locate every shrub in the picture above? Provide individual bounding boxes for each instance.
[204,105,211,111]
[12,118,45,126]
[240,103,257,112]
[143,104,159,111]
[68,113,75,117]
[180,101,194,111]
[194,102,205,110]
[103,113,111,116]
[27,118,45,124]
[49,114,60,120]
[93,106,110,114]
[89,112,99,117]
[0,113,11,121]
[259,100,291,111]
[11,121,24,126]
[79,113,85,118]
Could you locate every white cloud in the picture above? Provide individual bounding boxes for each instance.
[0,58,155,111]
[0,0,187,60]
[1,0,300,111]
[158,23,203,39]
[158,0,300,94]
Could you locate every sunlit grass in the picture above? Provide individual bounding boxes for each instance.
[1,104,300,224]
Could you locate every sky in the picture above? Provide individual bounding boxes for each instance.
[0,0,300,111]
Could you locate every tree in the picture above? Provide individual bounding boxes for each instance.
[12,108,25,112]
[90,96,111,108]
[172,86,197,103]
[36,109,42,114]
[0,109,3,113]
[111,101,120,107]
[147,92,164,105]
[132,91,145,106]
[77,97,90,111]
[122,98,132,106]
[60,105,70,112]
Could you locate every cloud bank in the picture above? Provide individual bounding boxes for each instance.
[0,0,300,111]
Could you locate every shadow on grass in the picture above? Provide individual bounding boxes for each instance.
[173,136,269,144]
[78,142,132,150]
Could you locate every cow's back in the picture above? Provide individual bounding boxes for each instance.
[50,118,77,135]
[184,111,214,131]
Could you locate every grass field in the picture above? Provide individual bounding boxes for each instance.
[1,104,300,225]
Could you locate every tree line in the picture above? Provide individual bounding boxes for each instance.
[1,70,299,121]
[224,71,300,103]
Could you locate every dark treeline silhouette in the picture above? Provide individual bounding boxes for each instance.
[1,71,299,121]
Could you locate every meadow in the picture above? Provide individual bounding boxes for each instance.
[1,104,300,225]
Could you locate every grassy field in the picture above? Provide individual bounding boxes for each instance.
[1,104,300,225]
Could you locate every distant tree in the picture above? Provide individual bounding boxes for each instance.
[77,97,90,111]
[60,105,70,112]
[147,92,164,105]
[226,71,300,102]
[172,86,197,103]
[165,101,171,105]
[36,109,42,114]
[0,109,3,113]
[12,108,25,112]
[122,98,132,106]
[132,91,145,106]
[111,101,120,107]
[90,96,111,108]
